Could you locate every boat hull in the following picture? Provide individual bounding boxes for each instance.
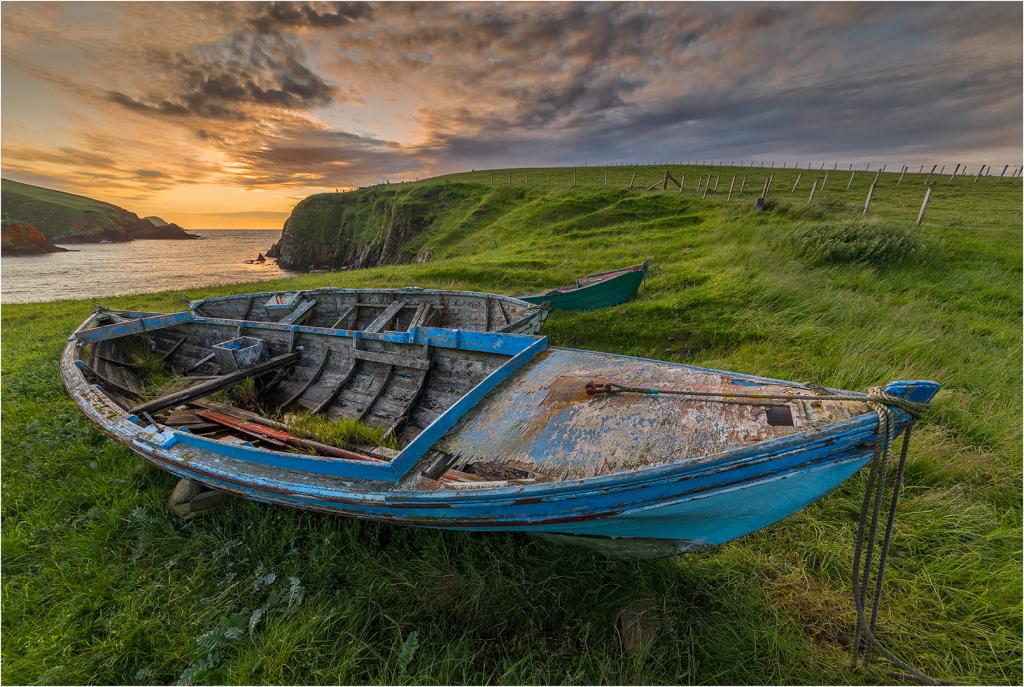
[519,265,647,311]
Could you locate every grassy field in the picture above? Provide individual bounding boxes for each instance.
[2,165,1021,684]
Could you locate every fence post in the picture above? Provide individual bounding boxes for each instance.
[661,170,669,190]
[713,174,719,190]
[727,175,736,201]
[791,173,802,192]
[896,165,907,186]
[821,170,829,189]
[807,179,818,206]
[998,164,1009,181]
[702,181,710,199]
[629,170,636,189]
[739,175,747,193]
[916,184,934,225]
[973,166,983,183]
[863,171,880,216]
[678,174,685,192]
[948,163,959,181]
[918,165,924,173]
[925,164,937,184]
[573,168,577,187]
[847,171,856,190]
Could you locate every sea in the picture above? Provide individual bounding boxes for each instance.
[1,230,294,304]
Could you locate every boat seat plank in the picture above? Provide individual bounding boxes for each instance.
[364,300,406,333]
[279,298,317,325]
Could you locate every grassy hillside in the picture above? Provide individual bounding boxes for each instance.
[1,178,193,242]
[2,168,1021,684]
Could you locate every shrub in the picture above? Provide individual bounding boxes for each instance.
[781,220,926,267]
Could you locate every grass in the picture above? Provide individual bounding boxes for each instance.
[287,413,398,452]
[2,165,1021,684]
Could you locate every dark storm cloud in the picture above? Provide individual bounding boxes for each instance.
[106,14,338,121]
[251,1,373,32]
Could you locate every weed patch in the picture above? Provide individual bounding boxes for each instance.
[780,219,926,266]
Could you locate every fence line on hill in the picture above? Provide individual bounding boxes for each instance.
[383,159,1020,227]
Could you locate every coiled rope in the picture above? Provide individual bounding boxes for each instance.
[586,381,947,684]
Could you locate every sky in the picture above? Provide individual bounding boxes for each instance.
[2,1,1021,229]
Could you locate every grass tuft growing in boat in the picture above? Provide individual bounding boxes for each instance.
[287,412,398,451]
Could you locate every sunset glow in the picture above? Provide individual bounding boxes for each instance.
[2,1,1021,228]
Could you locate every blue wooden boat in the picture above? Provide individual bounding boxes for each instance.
[190,287,548,335]
[62,308,938,555]
[518,261,649,311]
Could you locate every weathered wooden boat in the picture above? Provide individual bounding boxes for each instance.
[62,307,938,554]
[518,261,649,311]
[190,288,548,334]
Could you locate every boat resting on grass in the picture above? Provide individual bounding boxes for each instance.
[518,261,649,311]
[63,307,938,555]
[190,287,548,335]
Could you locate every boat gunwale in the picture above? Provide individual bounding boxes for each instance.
[519,261,648,299]
[188,287,548,333]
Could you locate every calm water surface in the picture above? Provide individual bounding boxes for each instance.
[2,230,295,304]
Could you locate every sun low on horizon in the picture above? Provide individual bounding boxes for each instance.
[2,1,1022,229]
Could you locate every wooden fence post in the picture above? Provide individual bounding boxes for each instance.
[739,175,747,193]
[998,164,1009,181]
[948,163,959,181]
[862,171,880,216]
[821,170,829,189]
[678,174,685,192]
[918,165,924,173]
[917,184,934,225]
[791,173,802,192]
[727,175,736,201]
[807,179,818,206]
[925,164,937,184]
[973,166,983,183]
[702,181,710,199]
[628,170,636,188]
[661,170,669,190]
[712,174,719,190]
[847,171,856,190]
[896,165,907,186]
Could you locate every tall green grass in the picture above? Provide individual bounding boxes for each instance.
[2,170,1020,684]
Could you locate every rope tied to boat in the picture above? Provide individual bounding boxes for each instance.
[585,379,948,684]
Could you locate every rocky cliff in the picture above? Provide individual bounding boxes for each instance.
[1,221,70,255]
[1,179,197,243]
[270,183,483,271]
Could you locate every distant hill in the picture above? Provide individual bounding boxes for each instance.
[0,179,197,243]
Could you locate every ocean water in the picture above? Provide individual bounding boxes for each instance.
[1,230,293,304]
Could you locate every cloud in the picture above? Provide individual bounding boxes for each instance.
[2,0,1021,209]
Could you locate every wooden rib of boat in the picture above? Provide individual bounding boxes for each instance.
[518,261,649,311]
[62,307,938,555]
[190,288,548,335]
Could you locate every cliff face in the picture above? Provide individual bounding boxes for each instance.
[271,183,483,271]
[1,221,70,255]
[1,179,197,243]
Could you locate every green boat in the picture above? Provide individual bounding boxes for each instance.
[519,260,649,311]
